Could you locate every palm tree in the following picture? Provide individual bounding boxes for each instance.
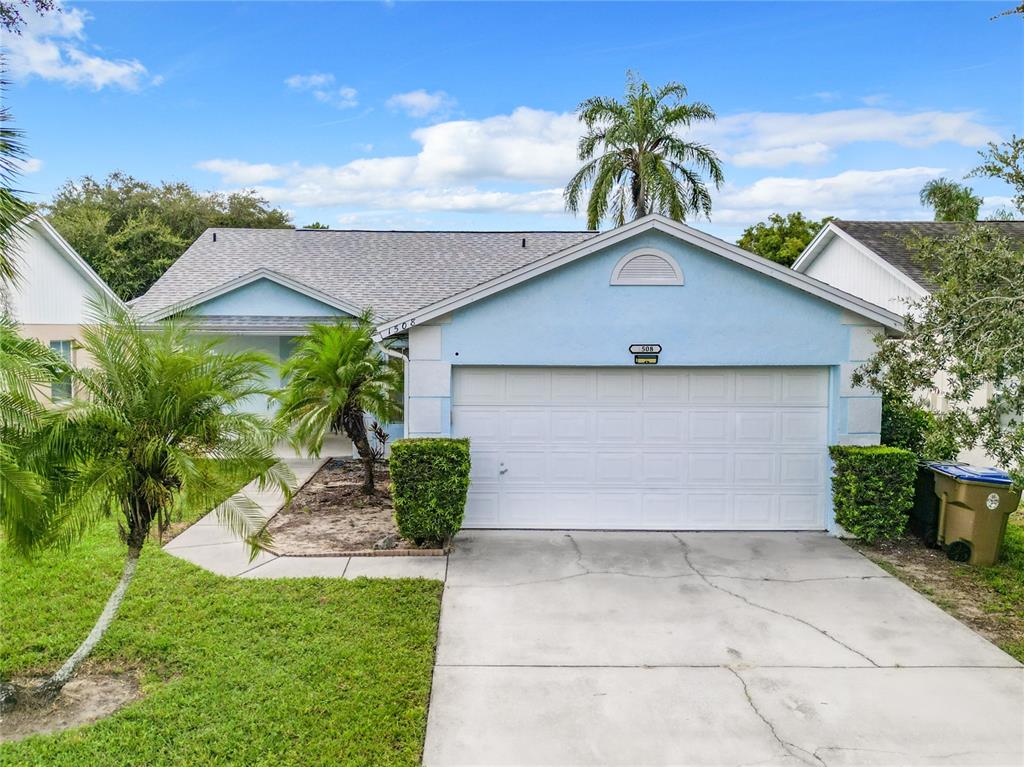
[0,317,66,551]
[920,178,983,222]
[16,301,293,701]
[276,312,402,494]
[0,74,32,288]
[565,73,724,230]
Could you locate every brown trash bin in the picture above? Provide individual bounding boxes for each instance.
[928,463,1022,566]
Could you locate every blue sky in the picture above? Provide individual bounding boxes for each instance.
[8,1,1023,240]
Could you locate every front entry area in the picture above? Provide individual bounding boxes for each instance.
[452,366,830,530]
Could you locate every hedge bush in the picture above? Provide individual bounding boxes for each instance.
[391,438,471,545]
[881,392,957,460]
[828,445,917,543]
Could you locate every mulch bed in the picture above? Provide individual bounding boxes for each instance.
[262,458,440,556]
[850,533,1023,658]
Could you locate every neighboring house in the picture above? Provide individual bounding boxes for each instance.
[136,214,903,534]
[4,215,122,401]
[793,220,1024,466]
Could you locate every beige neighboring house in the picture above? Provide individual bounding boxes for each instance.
[793,219,1024,466]
[4,215,122,401]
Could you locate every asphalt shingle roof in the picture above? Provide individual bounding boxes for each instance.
[132,228,599,321]
[831,220,1024,291]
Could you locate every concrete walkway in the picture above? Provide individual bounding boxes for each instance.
[424,531,1023,766]
[164,455,446,580]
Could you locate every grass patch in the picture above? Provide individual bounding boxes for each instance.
[1,516,443,765]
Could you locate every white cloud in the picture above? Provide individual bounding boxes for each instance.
[712,167,945,224]
[696,109,999,168]
[17,158,43,174]
[196,104,995,227]
[860,93,890,106]
[386,89,456,118]
[6,3,151,90]
[285,72,358,108]
[194,159,287,186]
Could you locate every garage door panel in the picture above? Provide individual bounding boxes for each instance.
[548,452,594,483]
[641,411,683,441]
[735,370,779,403]
[689,411,732,442]
[642,493,685,527]
[551,369,596,401]
[641,370,688,402]
[642,453,685,483]
[780,494,824,526]
[595,411,639,442]
[451,367,828,531]
[735,494,778,526]
[506,369,551,401]
[504,410,549,442]
[595,452,640,483]
[453,368,505,404]
[452,408,502,443]
[781,411,827,444]
[464,492,500,527]
[689,371,733,402]
[735,411,778,443]
[734,453,776,485]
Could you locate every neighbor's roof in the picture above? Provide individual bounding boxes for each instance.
[809,220,1024,291]
[132,228,598,321]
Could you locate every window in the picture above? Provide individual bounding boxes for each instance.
[610,248,684,285]
[50,339,73,401]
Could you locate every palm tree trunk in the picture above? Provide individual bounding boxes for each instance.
[343,408,375,494]
[34,546,141,702]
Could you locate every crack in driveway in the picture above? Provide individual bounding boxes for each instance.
[673,534,880,667]
[727,667,827,767]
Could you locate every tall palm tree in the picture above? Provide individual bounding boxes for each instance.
[565,73,724,230]
[919,177,983,222]
[16,301,293,701]
[276,312,402,494]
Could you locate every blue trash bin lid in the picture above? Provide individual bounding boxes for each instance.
[925,462,1014,486]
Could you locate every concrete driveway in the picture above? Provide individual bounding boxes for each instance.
[423,531,1023,766]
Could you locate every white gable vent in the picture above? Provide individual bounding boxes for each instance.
[610,248,684,285]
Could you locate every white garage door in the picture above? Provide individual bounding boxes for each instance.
[452,367,830,531]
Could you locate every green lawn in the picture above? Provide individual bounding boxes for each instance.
[0,517,443,766]
[976,514,1024,659]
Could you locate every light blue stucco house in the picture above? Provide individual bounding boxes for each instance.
[134,215,902,534]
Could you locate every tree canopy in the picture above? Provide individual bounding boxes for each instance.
[854,225,1024,483]
[737,212,833,268]
[45,173,293,300]
[919,177,983,222]
[969,134,1024,218]
[565,73,724,229]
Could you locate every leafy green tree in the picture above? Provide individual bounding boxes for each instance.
[737,212,834,267]
[969,134,1024,217]
[854,225,1024,483]
[919,177,983,222]
[276,313,402,494]
[303,221,330,229]
[45,173,293,299]
[13,302,292,701]
[565,73,724,229]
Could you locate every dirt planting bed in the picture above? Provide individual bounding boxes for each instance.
[263,458,440,556]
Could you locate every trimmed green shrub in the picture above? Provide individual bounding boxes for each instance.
[828,445,917,543]
[881,392,958,460]
[391,438,471,545]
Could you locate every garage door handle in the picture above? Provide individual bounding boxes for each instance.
[499,463,508,475]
